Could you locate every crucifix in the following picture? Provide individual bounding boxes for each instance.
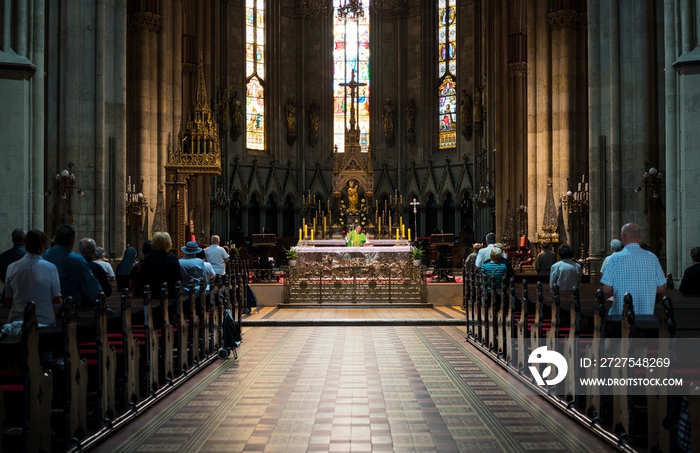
[410,197,420,239]
[338,69,367,132]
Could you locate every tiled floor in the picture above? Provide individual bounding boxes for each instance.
[97,308,616,453]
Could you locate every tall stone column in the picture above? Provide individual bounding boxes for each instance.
[666,0,700,279]
[527,0,587,246]
[128,7,161,247]
[526,0,552,243]
[588,0,663,276]
[0,0,44,246]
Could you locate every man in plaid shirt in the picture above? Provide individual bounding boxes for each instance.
[600,223,666,316]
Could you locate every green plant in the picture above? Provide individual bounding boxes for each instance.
[411,246,423,260]
[285,247,298,260]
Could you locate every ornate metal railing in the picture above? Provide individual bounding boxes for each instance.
[284,265,426,304]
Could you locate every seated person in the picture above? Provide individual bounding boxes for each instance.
[549,243,582,301]
[179,241,210,296]
[5,230,62,325]
[480,247,508,292]
[534,241,556,276]
[137,232,181,301]
[345,224,367,247]
[679,246,700,295]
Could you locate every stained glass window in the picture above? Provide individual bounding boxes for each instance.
[246,0,265,150]
[333,7,370,153]
[438,0,457,149]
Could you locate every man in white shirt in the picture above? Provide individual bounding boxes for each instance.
[204,235,230,276]
[5,230,62,325]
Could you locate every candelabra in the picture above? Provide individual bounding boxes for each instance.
[390,189,402,229]
[301,190,316,239]
[642,162,663,215]
[126,177,148,228]
[45,162,84,224]
[210,177,230,210]
[516,194,528,238]
[501,199,514,245]
[474,182,493,208]
[561,175,589,258]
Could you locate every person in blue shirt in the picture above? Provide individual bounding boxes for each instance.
[44,225,102,308]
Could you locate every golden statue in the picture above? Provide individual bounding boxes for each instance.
[347,180,359,211]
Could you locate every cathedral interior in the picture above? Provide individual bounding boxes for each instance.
[1,0,700,451]
[1,0,697,280]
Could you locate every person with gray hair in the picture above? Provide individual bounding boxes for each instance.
[94,246,115,283]
[599,238,623,275]
[78,238,112,298]
[475,232,505,269]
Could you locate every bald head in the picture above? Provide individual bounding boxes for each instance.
[211,235,220,245]
[620,223,642,245]
[78,238,97,257]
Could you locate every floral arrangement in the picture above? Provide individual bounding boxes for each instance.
[411,246,424,260]
[284,247,298,260]
[338,198,368,228]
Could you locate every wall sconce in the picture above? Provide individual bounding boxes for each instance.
[126,176,148,227]
[45,162,84,222]
[210,177,230,210]
[642,162,662,215]
[516,194,528,237]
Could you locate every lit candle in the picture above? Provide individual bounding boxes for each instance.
[304,224,308,238]
[299,228,302,242]
[396,228,400,241]
[408,229,411,241]
[401,224,405,238]
[311,229,314,241]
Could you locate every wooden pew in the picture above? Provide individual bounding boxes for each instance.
[504,278,517,366]
[495,276,508,360]
[645,296,673,453]
[21,301,53,453]
[160,283,175,383]
[563,287,581,401]
[691,382,699,453]
[142,286,159,395]
[121,291,140,408]
[585,289,607,422]
[612,293,636,442]
[516,279,531,371]
[95,293,117,427]
[176,283,191,375]
[63,297,88,445]
[479,271,489,347]
[198,282,210,357]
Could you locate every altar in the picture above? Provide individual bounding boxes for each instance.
[284,239,426,305]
